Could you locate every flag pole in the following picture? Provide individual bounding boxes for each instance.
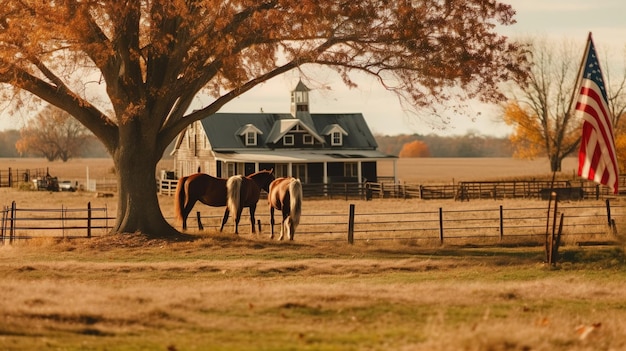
[567,32,592,116]
[549,33,592,190]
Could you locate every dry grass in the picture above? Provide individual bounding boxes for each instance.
[1,158,625,351]
[0,235,625,351]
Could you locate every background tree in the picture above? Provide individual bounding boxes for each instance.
[15,105,89,162]
[0,129,20,157]
[615,112,626,173]
[399,140,430,158]
[503,37,626,172]
[0,1,527,238]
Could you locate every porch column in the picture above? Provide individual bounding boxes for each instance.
[357,161,362,184]
[323,162,328,184]
[288,163,293,177]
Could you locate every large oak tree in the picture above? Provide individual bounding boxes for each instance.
[0,0,526,238]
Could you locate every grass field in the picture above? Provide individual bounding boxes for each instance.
[1,157,625,351]
[0,156,580,184]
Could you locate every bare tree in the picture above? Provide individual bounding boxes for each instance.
[16,105,89,161]
[504,37,626,173]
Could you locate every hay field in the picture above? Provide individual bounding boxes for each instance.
[0,156,579,184]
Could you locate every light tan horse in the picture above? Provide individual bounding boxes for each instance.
[267,177,302,240]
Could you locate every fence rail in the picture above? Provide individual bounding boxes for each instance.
[155,178,619,201]
[0,168,47,188]
[1,201,110,243]
[2,198,621,247]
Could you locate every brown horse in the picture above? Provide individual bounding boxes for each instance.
[225,169,275,234]
[174,170,274,232]
[267,177,302,240]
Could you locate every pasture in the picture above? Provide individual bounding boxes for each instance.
[1,157,625,351]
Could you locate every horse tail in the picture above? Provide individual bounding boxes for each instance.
[174,176,188,224]
[289,178,302,227]
[227,175,243,216]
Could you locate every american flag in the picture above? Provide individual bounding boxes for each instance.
[576,34,619,194]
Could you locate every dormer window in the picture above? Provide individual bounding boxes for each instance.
[303,134,313,145]
[245,131,256,146]
[283,134,294,146]
[236,124,263,147]
[322,124,348,147]
[331,132,342,146]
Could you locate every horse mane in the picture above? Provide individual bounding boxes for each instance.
[226,175,243,216]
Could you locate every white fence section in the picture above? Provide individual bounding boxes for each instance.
[159,179,178,196]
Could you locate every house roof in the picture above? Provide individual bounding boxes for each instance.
[266,119,324,144]
[200,112,380,150]
[212,150,395,163]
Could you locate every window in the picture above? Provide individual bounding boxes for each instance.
[303,134,313,145]
[245,131,256,146]
[225,163,236,177]
[344,162,358,178]
[331,131,342,146]
[283,135,294,146]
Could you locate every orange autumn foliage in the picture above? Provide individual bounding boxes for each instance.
[399,140,430,158]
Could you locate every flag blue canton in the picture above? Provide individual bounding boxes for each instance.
[583,41,608,102]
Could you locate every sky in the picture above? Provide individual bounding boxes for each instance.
[1,1,625,137]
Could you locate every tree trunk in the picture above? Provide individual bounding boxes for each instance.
[549,154,562,173]
[109,123,181,239]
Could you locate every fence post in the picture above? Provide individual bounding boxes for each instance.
[8,167,12,188]
[438,207,444,244]
[10,201,16,244]
[606,199,612,227]
[87,202,92,238]
[196,211,203,230]
[1,205,5,244]
[348,204,355,244]
[499,205,504,241]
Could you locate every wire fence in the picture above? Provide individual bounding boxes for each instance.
[2,198,621,246]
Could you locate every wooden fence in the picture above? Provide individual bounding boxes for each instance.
[2,198,621,247]
[0,168,47,188]
[1,201,111,243]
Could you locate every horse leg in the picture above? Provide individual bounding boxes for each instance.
[220,208,229,232]
[279,211,288,241]
[234,207,244,235]
[269,207,275,239]
[285,217,294,241]
[249,204,257,234]
[182,199,196,231]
